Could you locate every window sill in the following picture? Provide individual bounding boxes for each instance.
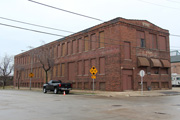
[98,47,105,49]
[124,59,132,61]
[99,74,105,76]
[77,75,83,76]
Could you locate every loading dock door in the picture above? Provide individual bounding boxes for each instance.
[122,70,133,90]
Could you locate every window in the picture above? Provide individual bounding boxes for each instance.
[61,63,65,76]
[54,46,57,58]
[177,77,180,80]
[141,39,145,48]
[161,68,168,74]
[151,68,159,74]
[84,60,89,75]
[62,43,66,56]
[91,58,96,67]
[99,31,104,48]
[67,42,71,55]
[57,44,61,57]
[53,66,56,77]
[124,42,131,59]
[91,34,96,50]
[78,38,82,53]
[137,31,145,48]
[84,36,89,51]
[99,57,105,74]
[149,34,157,49]
[57,64,61,76]
[72,40,77,54]
[77,61,82,75]
[159,36,166,51]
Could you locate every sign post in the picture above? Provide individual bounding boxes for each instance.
[139,70,145,95]
[90,66,98,91]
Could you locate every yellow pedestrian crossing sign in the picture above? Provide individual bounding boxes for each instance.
[91,75,96,79]
[90,66,98,75]
[29,73,34,78]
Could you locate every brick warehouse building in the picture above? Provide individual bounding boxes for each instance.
[14,17,171,91]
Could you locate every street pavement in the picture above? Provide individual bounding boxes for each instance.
[12,87,180,97]
[1,89,180,120]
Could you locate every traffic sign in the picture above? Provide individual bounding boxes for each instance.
[139,70,145,77]
[29,73,34,78]
[91,75,96,79]
[90,66,98,75]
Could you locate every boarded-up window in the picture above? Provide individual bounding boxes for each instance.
[67,42,71,55]
[57,64,61,76]
[149,34,157,49]
[53,66,56,77]
[78,38,82,53]
[159,36,166,51]
[68,62,75,80]
[91,58,96,67]
[99,57,105,74]
[78,61,82,75]
[137,31,145,47]
[84,60,89,75]
[91,34,96,50]
[61,63,65,76]
[57,44,61,57]
[99,31,104,48]
[39,67,42,78]
[72,40,77,54]
[54,46,57,58]
[62,43,66,56]
[124,42,131,59]
[84,36,89,51]
[41,68,44,78]
[37,68,39,78]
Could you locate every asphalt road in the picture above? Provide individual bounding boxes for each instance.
[0,90,180,120]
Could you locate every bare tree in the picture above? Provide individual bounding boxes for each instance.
[34,46,54,83]
[0,54,14,89]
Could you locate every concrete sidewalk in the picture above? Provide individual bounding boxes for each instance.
[71,87,180,97]
[10,87,180,97]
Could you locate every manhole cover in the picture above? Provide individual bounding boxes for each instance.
[112,105,122,107]
[173,104,180,106]
[155,112,166,115]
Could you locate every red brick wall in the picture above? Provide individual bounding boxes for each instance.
[14,17,171,91]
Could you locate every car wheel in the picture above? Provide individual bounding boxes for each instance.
[43,87,47,93]
[54,88,58,94]
[65,90,69,94]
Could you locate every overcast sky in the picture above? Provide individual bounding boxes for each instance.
[0,0,180,58]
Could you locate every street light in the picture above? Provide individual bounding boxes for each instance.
[22,48,34,90]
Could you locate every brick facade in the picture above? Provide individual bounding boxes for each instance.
[14,17,171,91]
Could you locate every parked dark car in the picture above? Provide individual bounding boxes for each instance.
[43,80,72,94]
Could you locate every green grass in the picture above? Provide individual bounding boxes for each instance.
[0,86,14,89]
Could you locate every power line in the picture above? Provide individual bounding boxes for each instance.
[27,0,180,38]
[170,34,180,37]
[28,0,104,22]
[0,22,66,37]
[0,16,74,34]
[167,0,180,4]
[137,0,180,10]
